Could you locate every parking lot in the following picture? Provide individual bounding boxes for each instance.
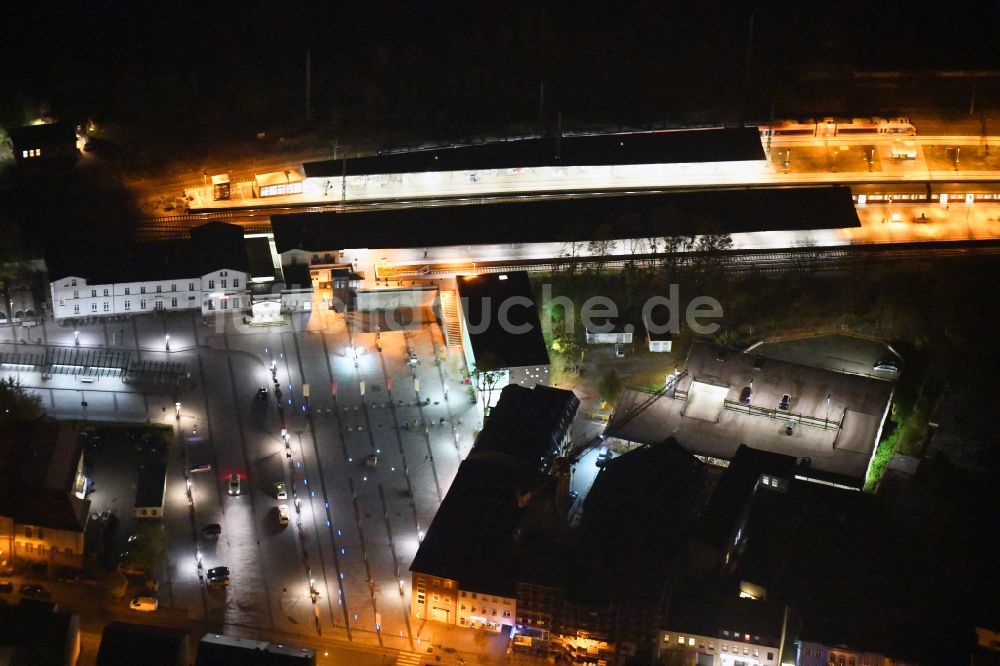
[2,306,482,653]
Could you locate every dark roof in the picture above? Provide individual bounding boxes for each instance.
[574,439,705,604]
[456,272,549,370]
[97,621,188,666]
[135,463,167,509]
[476,384,580,466]
[409,451,548,597]
[280,263,312,289]
[4,488,90,531]
[190,222,248,274]
[271,186,858,253]
[697,444,798,550]
[245,236,277,280]
[196,634,315,666]
[0,416,82,490]
[304,128,764,177]
[46,222,247,283]
[0,604,77,665]
[8,122,76,147]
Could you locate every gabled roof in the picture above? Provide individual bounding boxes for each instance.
[456,272,550,370]
[0,416,82,492]
[8,122,76,147]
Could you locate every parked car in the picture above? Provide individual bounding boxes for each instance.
[614,343,625,358]
[0,579,13,594]
[778,394,791,410]
[277,504,290,526]
[188,462,212,473]
[200,523,222,537]
[207,566,230,579]
[255,386,268,401]
[595,447,612,467]
[228,473,241,496]
[129,596,158,612]
[19,584,50,600]
[275,482,287,500]
[873,360,899,374]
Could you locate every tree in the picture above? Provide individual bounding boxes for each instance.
[597,369,624,406]
[472,353,507,417]
[0,377,43,423]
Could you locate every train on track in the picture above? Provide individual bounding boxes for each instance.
[754,117,917,139]
[851,181,1000,205]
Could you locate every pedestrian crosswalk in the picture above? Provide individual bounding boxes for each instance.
[395,651,424,666]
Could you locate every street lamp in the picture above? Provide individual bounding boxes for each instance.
[74,330,80,346]
[164,334,170,351]
[174,402,181,420]
[825,393,832,428]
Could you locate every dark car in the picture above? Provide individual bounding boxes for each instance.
[0,580,13,593]
[739,386,752,405]
[778,394,791,410]
[207,566,230,579]
[255,387,268,401]
[19,584,50,600]
[200,523,222,537]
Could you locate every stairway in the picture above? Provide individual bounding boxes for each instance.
[439,289,463,348]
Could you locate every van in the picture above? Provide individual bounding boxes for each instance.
[278,504,290,525]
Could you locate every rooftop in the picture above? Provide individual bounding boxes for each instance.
[7,122,76,147]
[304,127,765,178]
[456,271,550,370]
[97,621,188,666]
[475,384,580,466]
[271,186,858,253]
[134,463,167,509]
[409,450,550,597]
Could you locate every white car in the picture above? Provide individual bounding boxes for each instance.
[228,473,241,496]
[129,596,158,612]
[275,482,287,500]
[277,504,290,525]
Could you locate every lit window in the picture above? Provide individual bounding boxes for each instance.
[722,644,728,652]
[688,638,695,646]
[744,647,749,655]
[21,150,28,158]
[677,636,685,644]
[754,648,759,657]
[709,643,715,650]
[663,635,670,643]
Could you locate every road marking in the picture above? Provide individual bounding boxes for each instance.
[396,651,423,666]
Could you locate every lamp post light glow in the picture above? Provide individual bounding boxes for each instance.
[74,330,80,345]
[175,402,181,419]
[165,334,171,351]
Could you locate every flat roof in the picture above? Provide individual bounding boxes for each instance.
[271,186,858,253]
[304,128,765,178]
[410,451,549,597]
[456,272,550,370]
[245,236,277,280]
[255,169,304,186]
[475,384,580,466]
[607,342,893,480]
[135,463,167,508]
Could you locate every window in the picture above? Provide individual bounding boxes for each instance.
[91,303,97,312]
[189,282,194,291]
[103,302,110,312]
[753,648,759,657]
[208,280,215,289]
[24,527,32,538]
[125,287,130,295]
[25,543,33,553]
[744,647,750,655]
[140,286,146,294]
[221,299,227,310]
[461,605,467,611]
[677,636,685,645]
[688,638,695,646]
[233,278,239,287]
[71,279,77,286]
[124,301,130,311]
[91,289,97,297]
[722,644,728,652]
[171,284,177,291]
[156,285,162,293]
[460,618,466,625]
[103,288,109,296]
[444,581,453,589]
[221,270,227,277]
[460,591,467,597]
[768,653,774,661]
[709,643,715,651]
[73,304,80,314]
[73,290,79,298]
[155,301,164,311]
[171,298,177,307]
[221,279,227,288]
[724,631,729,637]
[471,592,477,599]
[503,611,511,618]
[140,299,147,309]
[37,529,44,539]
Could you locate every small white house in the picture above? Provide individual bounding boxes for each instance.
[585,319,634,344]
[647,330,673,353]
